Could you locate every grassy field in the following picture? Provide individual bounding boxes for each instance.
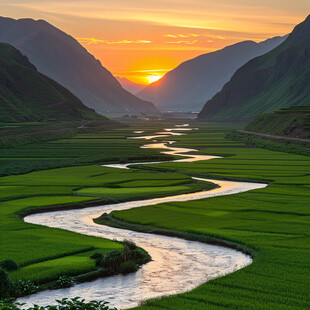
[0,121,177,177]
[101,122,310,310]
[2,120,309,308]
[0,122,214,286]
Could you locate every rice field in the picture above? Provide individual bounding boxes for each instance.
[0,154,210,284]
[105,122,310,310]
[1,121,309,309]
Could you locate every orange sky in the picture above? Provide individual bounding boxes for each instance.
[1,1,309,84]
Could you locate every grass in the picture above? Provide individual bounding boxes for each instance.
[1,120,309,308]
[10,256,96,283]
[228,131,310,157]
[97,122,310,310]
[0,123,176,177]
[0,128,212,285]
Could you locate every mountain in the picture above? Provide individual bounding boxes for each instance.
[0,17,156,114]
[244,105,310,139]
[116,77,146,94]
[137,36,286,112]
[0,43,104,123]
[198,15,310,121]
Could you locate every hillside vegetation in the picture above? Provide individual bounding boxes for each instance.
[199,15,310,120]
[245,105,310,138]
[0,43,105,123]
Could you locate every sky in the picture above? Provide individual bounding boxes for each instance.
[0,0,309,84]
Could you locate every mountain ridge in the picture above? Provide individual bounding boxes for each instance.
[198,15,310,120]
[0,42,103,122]
[137,36,286,111]
[116,76,146,94]
[0,17,157,114]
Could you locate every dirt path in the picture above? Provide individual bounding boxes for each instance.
[238,130,310,142]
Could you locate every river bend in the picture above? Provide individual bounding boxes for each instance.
[19,125,266,309]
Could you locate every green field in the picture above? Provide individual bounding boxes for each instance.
[0,125,213,286]
[99,122,310,310]
[0,122,176,177]
[1,120,309,309]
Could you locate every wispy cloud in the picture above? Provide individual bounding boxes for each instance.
[131,69,173,73]
[164,34,200,38]
[76,38,152,45]
[166,40,198,44]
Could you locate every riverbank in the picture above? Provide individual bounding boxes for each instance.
[107,122,310,310]
[16,126,264,308]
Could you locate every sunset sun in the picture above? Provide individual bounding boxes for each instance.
[146,75,163,84]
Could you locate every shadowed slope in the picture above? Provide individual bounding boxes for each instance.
[0,17,157,114]
[199,15,310,120]
[0,43,104,122]
[137,36,285,111]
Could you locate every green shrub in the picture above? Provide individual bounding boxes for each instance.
[0,268,12,299]
[123,240,137,251]
[90,252,104,267]
[119,260,138,274]
[128,248,151,264]
[100,251,123,271]
[0,259,18,271]
[12,280,39,297]
[0,297,117,309]
[90,252,104,260]
[55,276,74,288]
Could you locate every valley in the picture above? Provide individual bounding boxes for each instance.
[0,6,309,310]
[0,121,309,309]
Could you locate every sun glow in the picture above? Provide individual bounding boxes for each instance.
[146,75,163,84]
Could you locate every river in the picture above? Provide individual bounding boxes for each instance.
[18,124,266,309]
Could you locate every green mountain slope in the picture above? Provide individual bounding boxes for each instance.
[0,17,157,114]
[245,105,310,139]
[198,15,310,120]
[0,43,105,123]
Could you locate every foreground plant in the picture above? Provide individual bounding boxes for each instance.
[90,240,151,275]
[0,297,117,310]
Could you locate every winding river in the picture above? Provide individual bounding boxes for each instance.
[19,125,267,309]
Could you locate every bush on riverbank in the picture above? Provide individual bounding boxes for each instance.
[0,268,13,299]
[0,259,18,272]
[0,297,117,310]
[90,240,151,275]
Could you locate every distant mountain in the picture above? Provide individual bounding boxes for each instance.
[116,77,146,94]
[0,17,157,114]
[137,36,286,111]
[199,15,310,121]
[0,43,103,122]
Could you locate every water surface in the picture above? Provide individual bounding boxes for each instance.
[19,125,266,309]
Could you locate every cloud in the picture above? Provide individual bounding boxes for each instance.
[166,40,198,44]
[164,34,200,38]
[76,38,152,45]
[132,69,173,73]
